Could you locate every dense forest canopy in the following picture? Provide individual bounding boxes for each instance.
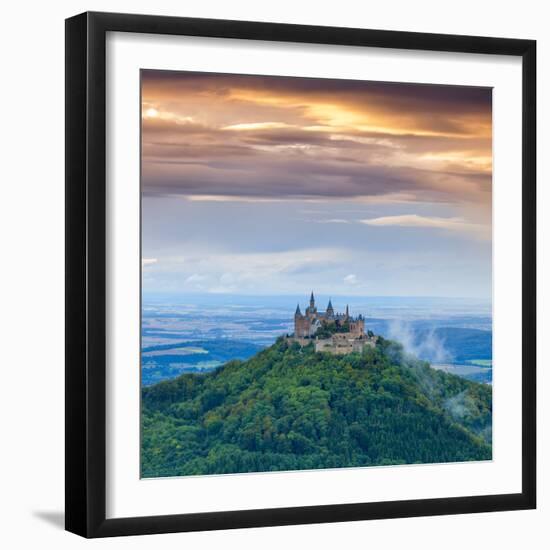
[142,337,492,478]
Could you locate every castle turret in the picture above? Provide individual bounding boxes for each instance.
[295,303,302,317]
[326,298,334,319]
[306,291,317,318]
[345,304,349,319]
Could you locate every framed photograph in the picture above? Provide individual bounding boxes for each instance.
[65,11,536,538]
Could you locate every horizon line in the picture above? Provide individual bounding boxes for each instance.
[141,291,491,301]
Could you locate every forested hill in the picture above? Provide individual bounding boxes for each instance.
[141,337,492,478]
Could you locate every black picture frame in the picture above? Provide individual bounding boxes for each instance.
[65,11,536,538]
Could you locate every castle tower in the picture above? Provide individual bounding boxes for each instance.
[357,313,365,334]
[326,298,334,319]
[345,304,349,319]
[306,291,317,318]
[294,303,304,337]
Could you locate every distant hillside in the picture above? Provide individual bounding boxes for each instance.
[141,340,263,386]
[141,337,492,477]
[428,327,492,363]
[369,322,492,365]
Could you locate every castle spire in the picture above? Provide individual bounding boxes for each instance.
[295,303,302,316]
[326,298,334,317]
[310,291,315,307]
[345,304,349,318]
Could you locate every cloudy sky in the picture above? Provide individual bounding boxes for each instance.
[141,70,492,299]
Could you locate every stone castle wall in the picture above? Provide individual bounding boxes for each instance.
[314,334,376,355]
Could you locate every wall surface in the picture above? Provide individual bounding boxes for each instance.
[0,1,547,548]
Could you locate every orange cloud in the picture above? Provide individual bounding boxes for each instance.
[141,70,492,217]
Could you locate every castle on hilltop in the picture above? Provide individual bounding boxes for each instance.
[290,292,376,355]
[294,292,364,338]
